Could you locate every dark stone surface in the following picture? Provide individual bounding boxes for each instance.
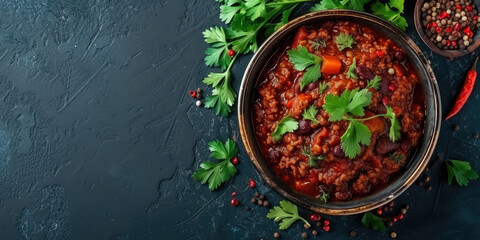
[0,0,478,239]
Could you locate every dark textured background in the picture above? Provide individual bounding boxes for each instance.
[0,0,478,239]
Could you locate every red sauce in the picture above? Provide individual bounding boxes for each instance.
[253,21,426,201]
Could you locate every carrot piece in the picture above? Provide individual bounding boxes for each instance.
[291,27,308,48]
[321,55,342,74]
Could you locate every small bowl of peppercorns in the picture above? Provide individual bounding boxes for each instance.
[415,0,480,60]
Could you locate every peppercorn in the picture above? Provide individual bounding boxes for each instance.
[387,220,394,227]
[310,213,321,222]
[302,232,308,239]
[427,185,433,191]
[249,179,256,188]
[196,88,202,99]
[401,208,407,214]
[377,208,383,215]
[316,222,322,227]
[230,199,239,206]
[312,230,318,236]
[196,100,202,107]
[232,157,239,165]
[251,198,256,203]
[453,124,460,131]
[274,232,280,238]
[391,232,398,239]
[304,223,311,230]
[263,201,269,207]
[323,225,330,232]
[259,194,265,200]
[228,49,235,57]
[473,133,479,139]
[424,175,431,182]
[255,192,259,197]
[257,200,263,206]
[350,230,357,237]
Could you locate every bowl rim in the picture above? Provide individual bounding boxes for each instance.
[238,10,441,215]
[413,0,480,60]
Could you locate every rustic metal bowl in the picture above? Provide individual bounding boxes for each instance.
[414,0,480,60]
[238,10,441,215]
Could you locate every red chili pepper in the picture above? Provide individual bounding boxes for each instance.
[454,23,461,31]
[467,31,474,38]
[439,11,448,19]
[463,26,471,34]
[376,50,385,58]
[451,41,457,47]
[446,56,479,120]
[446,40,451,46]
[430,22,438,28]
[445,27,453,33]
[436,27,442,34]
[456,5,462,10]
[474,16,478,20]
[467,5,473,11]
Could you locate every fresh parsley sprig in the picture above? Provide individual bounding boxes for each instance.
[267,200,310,230]
[362,212,386,232]
[287,46,323,89]
[302,105,320,125]
[302,146,324,167]
[366,75,382,90]
[204,0,317,117]
[335,33,356,51]
[309,39,326,50]
[310,0,408,31]
[318,82,330,94]
[272,115,299,142]
[323,88,400,158]
[192,138,239,190]
[446,159,479,187]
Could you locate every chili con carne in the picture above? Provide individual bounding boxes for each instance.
[445,56,479,120]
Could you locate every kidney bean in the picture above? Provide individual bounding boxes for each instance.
[377,102,387,114]
[307,82,318,91]
[333,145,345,157]
[335,190,352,200]
[379,76,390,95]
[356,65,375,80]
[399,138,412,152]
[394,50,406,62]
[375,137,399,155]
[296,120,312,135]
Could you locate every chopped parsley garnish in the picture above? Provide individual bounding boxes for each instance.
[301,146,324,167]
[267,200,310,230]
[366,75,382,90]
[335,33,356,51]
[302,105,320,125]
[318,186,330,203]
[323,88,400,158]
[287,46,323,90]
[390,152,406,164]
[446,159,479,187]
[272,115,299,142]
[192,139,239,190]
[318,82,330,94]
[346,57,358,79]
[309,39,326,50]
[362,212,386,232]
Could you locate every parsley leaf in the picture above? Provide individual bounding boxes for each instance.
[366,75,382,90]
[245,0,267,21]
[371,0,408,31]
[323,87,400,158]
[203,67,237,117]
[385,105,401,141]
[446,159,479,187]
[272,115,299,142]
[267,200,310,230]
[302,105,320,125]
[192,139,239,191]
[203,27,232,71]
[302,146,324,167]
[362,212,386,232]
[318,82,329,94]
[335,33,356,51]
[341,120,371,158]
[309,39,326,50]
[287,46,323,90]
[310,0,347,11]
[346,57,358,79]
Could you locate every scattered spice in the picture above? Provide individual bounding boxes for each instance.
[312,230,318,236]
[391,231,398,238]
[323,225,331,232]
[196,88,202,99]
[453,124,460,131]
[263,201,269,207]
[274,232,280,238]
[228,49,235,57]
[251,198,256,203]
[350,230,357,237]
[446,56,478,120]
[377,208,383,215]
[231,192,236,197]
[189,90,196,98]
[316,222,322,227]
[324,219,330,226]
[196,100,203,107]
[474,133,479,139]
[230,198,239,206]
[401,208,407,214]
[232,156,239,165]
[304,223,311,230]
[255,192,260,197]
[257,200,264,206]
[310,213,321,222]
[249,179,256,188]
[302,232,308,239]
[259,194,265,200]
